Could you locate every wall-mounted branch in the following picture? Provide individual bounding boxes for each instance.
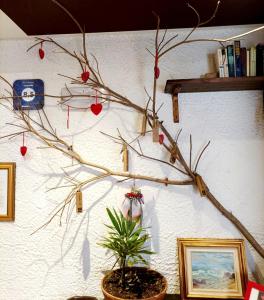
[0,0,263,260]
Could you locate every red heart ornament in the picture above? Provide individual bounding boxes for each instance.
[154,66,160,79]
[91,103,102,116]
[20,146,27,156]
[159,134,164,144]
[81,71,90,82]
[39,48,45,59]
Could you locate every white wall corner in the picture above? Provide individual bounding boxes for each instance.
[0,9,27,39]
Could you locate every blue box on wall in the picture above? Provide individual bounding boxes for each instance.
[13,79,44,110]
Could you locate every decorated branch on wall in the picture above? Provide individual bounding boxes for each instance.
[0,0,264,260]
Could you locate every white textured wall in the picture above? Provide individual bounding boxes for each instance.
[0,24,264,300]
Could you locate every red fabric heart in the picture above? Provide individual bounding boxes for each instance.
[39,48,45,59]
[20,146,27,156]
[159,134,164,144]
[154,66,160,79]
[91,103,102,115]
[81,71,90,82]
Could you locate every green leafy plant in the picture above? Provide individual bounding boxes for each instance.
[99,208,154,285]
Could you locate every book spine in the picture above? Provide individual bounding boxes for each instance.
[240,47,247,77]
[216,48,224,77]
[234,40,242,77]
[227,45,235,77]
[223,48,229,77]
[246,49,250,77]
[256,44,264,76]
[250,46,256,76]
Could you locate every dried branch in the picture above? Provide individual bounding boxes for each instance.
[0,0,263,260]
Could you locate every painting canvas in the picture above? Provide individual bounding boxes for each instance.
[187,247,242,296]
[0,169,8,216]
[0,163,15,221]
[178,238,248,300]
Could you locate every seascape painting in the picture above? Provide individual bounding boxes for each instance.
[191,251,237,290]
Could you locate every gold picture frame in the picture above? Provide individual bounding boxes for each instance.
[178,238,248,300]
[0,162,16,221]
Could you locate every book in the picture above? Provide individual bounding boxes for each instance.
[222,48,229,77]
[240,47,247,77]
[250,46,256,76]
[216,48,225,77]
[256,43,264,76]
[246,49,250,77]
[234,40,242,77]
[227,45,235,77]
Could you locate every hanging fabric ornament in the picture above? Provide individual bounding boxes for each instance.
[81,67,90,83]
[39,42,45,60]
[91,90,102,116]
[20,132,27,156]
[159,133,164,144]
[120,187,144,222]
[154,50,160,79]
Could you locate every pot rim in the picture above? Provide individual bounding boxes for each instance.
[101,267,167,300]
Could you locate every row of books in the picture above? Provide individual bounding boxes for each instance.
[216,42,264,78]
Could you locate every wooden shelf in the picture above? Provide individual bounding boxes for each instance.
[164,76,264,94]
[164,76,264,123]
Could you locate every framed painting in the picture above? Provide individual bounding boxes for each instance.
[178,238,248,299]
[244,281,264,300]
[0,163,16,221]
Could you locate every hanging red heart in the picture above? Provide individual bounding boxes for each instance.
[91,103,102,115]
[159,134,164,144]
[154,66,160,79]
[20,146,27,156]
[81,71,90,82]
[39,48,45,60]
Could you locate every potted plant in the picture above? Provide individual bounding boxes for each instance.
[99,208,167,300]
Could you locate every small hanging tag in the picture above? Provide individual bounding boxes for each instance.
[169,147,178,164]
[195,174,207,197]
[122,143,129,172]
[141,114,147,136]
[76,190,83,213]
[152,119,159,143]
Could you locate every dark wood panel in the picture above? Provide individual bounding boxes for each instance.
[165,76,264,94]
[0,0,263,35]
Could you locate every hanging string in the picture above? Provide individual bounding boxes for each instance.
[95,90,98,104]
[23,132,25,146]
[154,49,160,79]
[67,105,70,129]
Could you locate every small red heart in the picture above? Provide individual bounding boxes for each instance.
[159,134,164,144]
[154,66,160,79]
[91,103,102,116]
[81,71,90,82]
[20,146,27,156]
[39,48,45,60]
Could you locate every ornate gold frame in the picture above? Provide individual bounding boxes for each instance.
[0,162,16,221]
[178,238,248,300]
